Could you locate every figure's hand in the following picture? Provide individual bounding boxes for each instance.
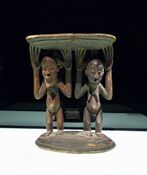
[60,49,72,70]
[64,56,72,70]
[75,49,86,71]
[31,60,41,72]
[103,46,113,72]
[29,45,41,72]
[105,59,113,72]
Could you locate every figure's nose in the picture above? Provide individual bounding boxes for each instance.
[95,72,99,78]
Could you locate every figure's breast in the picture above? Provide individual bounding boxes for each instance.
[87,87,100,114]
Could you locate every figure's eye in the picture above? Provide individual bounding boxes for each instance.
[98,71,102,75]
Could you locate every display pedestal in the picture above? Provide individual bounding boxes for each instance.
[36,131,115,153]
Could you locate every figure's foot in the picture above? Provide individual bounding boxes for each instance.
[54,130,64,135]
[40,131,52,138]
[81,131,96,137]
[95,132,107,139]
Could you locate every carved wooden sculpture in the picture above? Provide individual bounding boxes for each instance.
[26,34,116,153]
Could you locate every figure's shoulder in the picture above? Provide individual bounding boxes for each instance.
[57,81,64,89]
[97,83,104,90]
[57,81,62,86]
[98,83,103,88]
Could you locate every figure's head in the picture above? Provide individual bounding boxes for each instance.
[85,59,104,84]
[41,56,59,84]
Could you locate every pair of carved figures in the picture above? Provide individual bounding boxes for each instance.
[30,47,113,137]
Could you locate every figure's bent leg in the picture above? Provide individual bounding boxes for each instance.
[40,108,53,137]
[46,108,53,133]
[95,109,107,139]
[95,109,103,133]
[82,107,96,136]
[83,107,91,131]
[56,107,64,135]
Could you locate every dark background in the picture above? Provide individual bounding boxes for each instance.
[0,1,147,114]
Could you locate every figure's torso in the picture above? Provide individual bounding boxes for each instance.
[46,85,60,113]
[87,84,101,114]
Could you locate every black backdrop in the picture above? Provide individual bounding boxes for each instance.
[0,1,147,110]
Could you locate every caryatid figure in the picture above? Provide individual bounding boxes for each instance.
[75,48,113,136]
[30,48,72,136]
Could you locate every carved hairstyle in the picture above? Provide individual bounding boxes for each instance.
[86,59,104,69]
[41,56,57,66]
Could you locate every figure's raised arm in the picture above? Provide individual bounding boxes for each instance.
[100,46,113,100]
[58,49,72,98]
[74,70,88,99]
[99,69,113,100]
[29,46,46,99]
[74,49,88,99]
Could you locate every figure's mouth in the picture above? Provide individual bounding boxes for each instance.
[45,74,57,84]
[46,74,51,79]
[46,75,50,79]
[94,78,99,83]
[45,73,53,81]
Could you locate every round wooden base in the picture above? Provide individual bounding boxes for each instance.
[36,131,115,154]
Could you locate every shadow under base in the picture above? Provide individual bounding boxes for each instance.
[36,131,115,153]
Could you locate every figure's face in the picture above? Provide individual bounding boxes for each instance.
[86,61,104,84]
[42,59,58,84]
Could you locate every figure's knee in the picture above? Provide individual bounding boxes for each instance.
[83,107,90,120]
[84,118,91,126]
[95,110,103,132]
[83,107,91,130]
[46,109,53,123]
[96,109,103,123]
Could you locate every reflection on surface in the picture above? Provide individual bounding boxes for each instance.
[0,110,147,130]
